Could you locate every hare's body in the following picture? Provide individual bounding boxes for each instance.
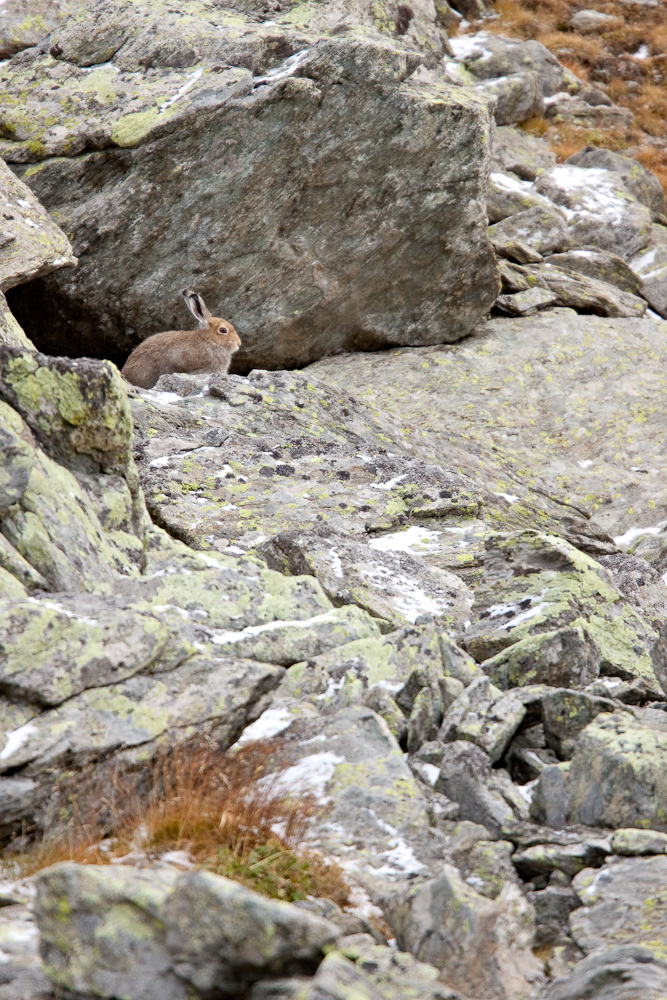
[121,290,241,390]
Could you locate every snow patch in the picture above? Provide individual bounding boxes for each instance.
[237,708,294,744]
[369,525,441,554]
[159,67,203,112]
[0,723,38,761]
[209,609,340,646]
[270,752,345,804]
[614,521,667,547]
[371,474,408,491]
[253,48,310,87]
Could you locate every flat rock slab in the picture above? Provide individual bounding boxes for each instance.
[6,27,498,370]
[541,945,667,1000]
[306,308,667,547]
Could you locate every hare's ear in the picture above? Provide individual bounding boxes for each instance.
[182,289,212,329]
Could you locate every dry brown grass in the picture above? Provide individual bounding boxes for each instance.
[458,0,667,195]
[9,738,350,907]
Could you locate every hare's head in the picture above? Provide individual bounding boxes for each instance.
[182,289,241,353]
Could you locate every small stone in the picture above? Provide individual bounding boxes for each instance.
[611,828,667,856]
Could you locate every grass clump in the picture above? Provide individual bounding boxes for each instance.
[7,736,350,909]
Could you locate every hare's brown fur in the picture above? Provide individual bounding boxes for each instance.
[121,290,241,390]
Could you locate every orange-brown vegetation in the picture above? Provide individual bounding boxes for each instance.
[8,738,350,907]
[457,0,667,194]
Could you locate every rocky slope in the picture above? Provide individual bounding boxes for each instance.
[1,1,667,999]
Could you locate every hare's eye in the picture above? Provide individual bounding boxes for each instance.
[218,325,228,335]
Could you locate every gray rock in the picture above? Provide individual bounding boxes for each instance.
[435,740,518,836]
[527,886,580,947]
[482,627,600,691]
[463,531,662,698]
[490,126,556,181]
[387,865,541,999]
[545,99,634,131]
[454,32,564,96]
[544,248,643,295]
[487,171,557,223]
[163,870,338,995]
[531,711,667,831]
[534,166,653,260]
[35,863,186,1000]
[474,72,544,125]
[0,158,75,300]
[258,528,472,631]
[541,945,667,1000]
[456,838,520,898]
[570,855,667,954]
[611,828,667,856]
[490,205,572,258]
[569,9,621,31]
[630,224,667,317]
[437,675,526,762]
[512,838,610,880]
[566,147,666,218]
[7,32,498,371]
[499,260,647,317]
[541,688,623,758]
[495,288,558,315]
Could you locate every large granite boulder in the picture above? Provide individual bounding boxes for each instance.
[0,158,75,349]
[2,1,498,371]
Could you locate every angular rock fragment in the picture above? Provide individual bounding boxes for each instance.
[499,260,647,317]
[455,32,564,96]
[0,159,75,297]
[495,288,558,315]
[545,248,643,295]
[258,528,472,630]
[630,223,667,317]
[487,172,557,223]
[531,710,667,830]
[164,870,338,995]
[570,855,667,955]
[611,827,667,856]
[490,204,571,258]
[512,837,610,880]
[541,945,667,1000]
[490,125,556,181]
[455,838,520,899]
[527,886,581,948]
[545,99,633,130]
[482,627,600,691]
[566,146,666,218]
[474,73,544,125]
[388,865,541,1000]
[534,166,653,259]
[464,531,663,698]
[541,688,622,758]
[435,741,520,836]
[438,675,525,762]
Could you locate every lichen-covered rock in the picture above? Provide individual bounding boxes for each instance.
[307,309,667,552]
[0,596,189,706]
[630,223,667,318]
[130,369,482,555]
[452,32,564,96]
[531,710,667,831]
[545,99,633,131]
[512,837,610,881]
[455,838,520,899]
[540,688,622,758]
[498,260,647,318]
[482,627,600,691]
[0,654,283,775]
[438,675,526,762]
[541,945,667,1000]
[6,26,498,370]
[463,531,663,697]
[258,527,472,630]
[473,72,543,125]
[487,172,557,223]
[545,248,643,296]
[566,147,666,219]
[570,855,667,956]
[490,125,556,181]
[435,741,519,836]
[387,865,542,999]
[489,205,571,258]
[0,158,75,299]
[35,863,185,1000]
[611,827,667,856]
[163,870,338,995]
[534,166,653,260]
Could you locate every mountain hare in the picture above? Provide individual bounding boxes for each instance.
[121,289,241,389]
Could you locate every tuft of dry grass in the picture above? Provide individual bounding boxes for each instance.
[8,738,350,907]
